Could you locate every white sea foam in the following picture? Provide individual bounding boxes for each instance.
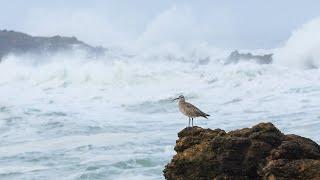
[0,165,48,175]
[274,17,320,68]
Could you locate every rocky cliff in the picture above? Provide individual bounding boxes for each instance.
[225,50,273,64]
[0,29,105,61]
[164,123,320,180]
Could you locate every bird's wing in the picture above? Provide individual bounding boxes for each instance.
[184,102,208,117]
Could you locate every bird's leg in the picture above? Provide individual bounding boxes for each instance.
[188,117,191,127]
[192,118,194,127]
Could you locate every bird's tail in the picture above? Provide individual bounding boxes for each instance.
[201,112,210,119]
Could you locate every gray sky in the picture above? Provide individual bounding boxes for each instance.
[1,0,320,49]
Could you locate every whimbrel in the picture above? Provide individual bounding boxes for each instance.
[173,95,210,127]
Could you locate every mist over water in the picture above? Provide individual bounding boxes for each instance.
[1,15,320,179]
[274,17,320,69]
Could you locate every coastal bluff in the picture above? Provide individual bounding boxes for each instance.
[0,29,105,61]
[164,122,320,180]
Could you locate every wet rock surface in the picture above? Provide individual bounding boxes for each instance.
[164,122,320,180]
[225,50,273,64]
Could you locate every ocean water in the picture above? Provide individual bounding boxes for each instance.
[0,48,319,180]
[1,20,320,179]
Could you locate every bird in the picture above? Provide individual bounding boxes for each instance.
[172,95,210,127]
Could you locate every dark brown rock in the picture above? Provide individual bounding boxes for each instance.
[164,122,320,180]
[261,159,320,180]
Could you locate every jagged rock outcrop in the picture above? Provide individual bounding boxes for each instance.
[164,122,320,180]
[0,29,105,61]
[225,50,273,64]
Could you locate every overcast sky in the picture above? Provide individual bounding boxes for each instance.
[1,0,320,49]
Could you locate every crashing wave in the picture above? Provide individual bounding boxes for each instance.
[274,17,320,69]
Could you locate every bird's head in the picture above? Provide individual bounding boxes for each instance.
[172,95,185,102]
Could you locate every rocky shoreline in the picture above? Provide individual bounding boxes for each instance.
[164,122,320,180]
[0,29,105,61]
[225,50,273,64]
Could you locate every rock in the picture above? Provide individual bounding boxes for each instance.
[198,56,210,65]
[225,50,273,64]
[0,29,105,61]
[163,122,320,180]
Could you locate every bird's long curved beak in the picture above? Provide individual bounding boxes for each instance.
[172,97,179,102]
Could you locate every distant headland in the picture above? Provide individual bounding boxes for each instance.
[0,29,106,61]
